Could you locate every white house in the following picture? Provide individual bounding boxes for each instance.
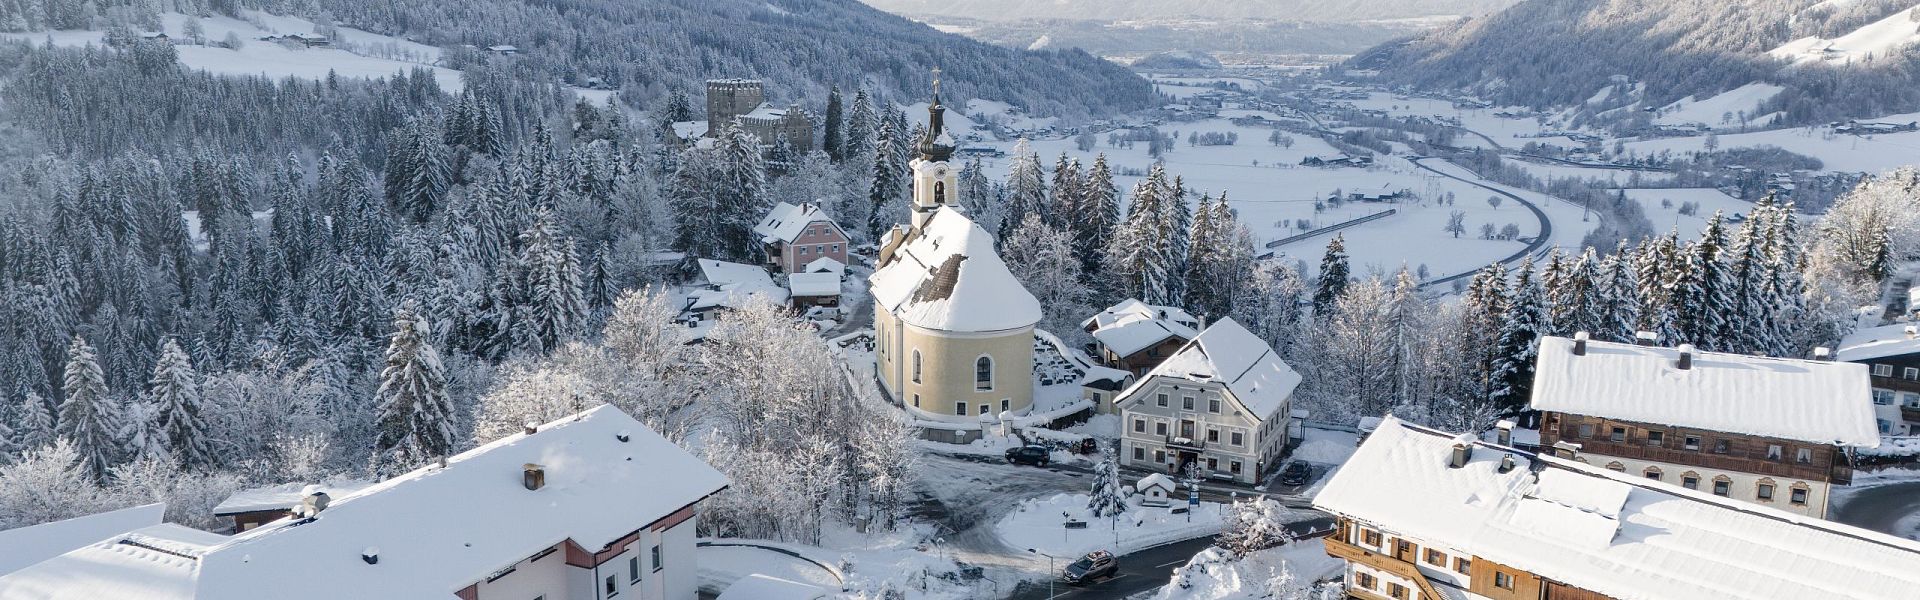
[1115,317,1302,484]
[1837,323,1920,435]
[1134,473,1177,508]
[0,406,729,600]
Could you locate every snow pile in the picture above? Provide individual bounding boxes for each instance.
[1145,541,1344,600]
[1860,437,1920,457]
[994,492,1226,558]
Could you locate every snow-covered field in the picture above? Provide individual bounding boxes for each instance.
[1623,113,1920,175]
[1770,5,1920,66]
[1652,83,1784,128]
[1616,188,1760,237]
[995,493,1230,559]
[1507,158,1674,186]
[1141,540,1345,600]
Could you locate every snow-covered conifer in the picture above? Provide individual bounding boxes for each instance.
[59,336,119,481]
[374,304,457,467]
[1312,235,1350,320]
[148,338,214,469]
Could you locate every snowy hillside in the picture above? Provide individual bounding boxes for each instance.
[1770,4,1920,65]
[861,0,1519,23]
[1653,83,1786,128]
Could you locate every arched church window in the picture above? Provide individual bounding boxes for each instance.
[934,181,946,204]
[975,356,993,390]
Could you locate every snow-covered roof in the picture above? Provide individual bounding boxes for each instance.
[716,574,829,600]
[1530,336,1879,447]
[0,504,164,578]
[698,259,770,288]
[1081,299,1200,358]
[2,406,727,600]
[803,256,845,276]
[787,272,841,298]
[753,202,838,245]
[0,523,225,600]
[1315,416,1920,600]
[212,480,372,516]
[741,104,792,121]
[1135,473,1177,493]
[868,207,1041,332]
[1117,317,1300,421]
[671,120,708,140]
[1836,323,1920,363]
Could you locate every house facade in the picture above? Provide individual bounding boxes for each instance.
[1837,323,1920,435]
[869,87,1041,431]
[1115,318,1299,484]
[1316,416,1920,600]
[752,202,849,274]
[1531,333,1878,518]
[1081,299,1200,377]
[0,406,728,600]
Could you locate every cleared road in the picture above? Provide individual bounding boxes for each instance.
[1832,481,1920,539]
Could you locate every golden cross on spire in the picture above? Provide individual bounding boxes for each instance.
[931,66,942,96]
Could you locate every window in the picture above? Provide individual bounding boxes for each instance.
[1361,529,1383,547]
[1157,393,1169,407]
[1907,393,1920,408]
[1875,364,1893,377]
[955,402,968,415]
[798,246,809,255]
[1610,426,1627,442]
[1644,467,1662,481]
[911,350,921,383]
[979,403,990,417]
[1684,435,1701,451]
[629,556,641,583]
[605,574,618,596]
[1206,457,1218,471]
[1001,399,1010,412]
[1424,548,1446,567]
[1454,557,1471,575]
[975,357,993,390]
[1182,396,1195,410]
[1646,430,1664,446]
[1388,583,1409,599]
[1494,571,1515,590]
[1155,422,1168,436]
[1796,448,1813,464]
[1767,444,1783,461]
[1714,439,1731,454]
[1206,429,1219,443]
[1155,450,1166,463]
[1356,572,1377,590]
[1208,398,1221,413]
[1791,485,1809,506]
[1577,423,1595,438]
[1605,461,1626,472]
[1713,477,1732,497]
[1881,419,1895,434]
[1134,447,1145,460]
[1134,419,1146,433]
[1682,473,1700,490]
[1874,390,1896,405]
[1757,482,1776,501]
[1231,432,1244,446]
[1908,367,1920,381]
[651,545,662,571]
[1230,461,1241,474]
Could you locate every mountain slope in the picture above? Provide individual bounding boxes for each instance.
[859,0,1519,23]
[1346,0,1920,125]
[311,0,1152,118]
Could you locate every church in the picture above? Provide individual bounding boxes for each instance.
[869,78,1043,435]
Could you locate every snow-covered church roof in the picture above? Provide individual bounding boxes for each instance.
[1117,317,1299,421]
[1531,336,1879,446]
[869,207,1041,333]
[1081,299,1201,358]
[0,406,728,600]
[1316,416,1920,600]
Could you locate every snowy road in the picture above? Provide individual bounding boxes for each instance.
[1831,480,1920,541]
[1407,156,1553,289]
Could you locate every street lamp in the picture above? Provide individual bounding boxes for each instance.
[1027,548,1055,599]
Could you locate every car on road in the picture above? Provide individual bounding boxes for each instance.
[1004,445,1051,467]
[1277,462,1313,487]
[1062,550,1118,584]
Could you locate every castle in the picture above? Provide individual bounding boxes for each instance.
[704,79,814,151]
[869,76,1043,441]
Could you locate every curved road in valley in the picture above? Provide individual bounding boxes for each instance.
[1406,156,1554,290]
[1831,481,1920,540]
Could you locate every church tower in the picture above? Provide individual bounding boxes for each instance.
[909,68,959,232]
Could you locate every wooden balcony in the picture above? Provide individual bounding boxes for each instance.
[1902,405,1920,424]
[1324,536,1444,600]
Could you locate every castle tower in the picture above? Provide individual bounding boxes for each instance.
[704,79,765,138]
[909,68,960,232]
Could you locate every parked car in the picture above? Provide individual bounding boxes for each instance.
[1004,445,1051,467]
[1277,462,1314,487]
[1062,550,1118,584]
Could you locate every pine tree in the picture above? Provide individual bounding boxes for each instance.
[14,391,55,453]
[1163,176,1193,303]
[1492,259,1544,412]
[845,89,876,162]
[867,120,906,241]
[1597,242,1641,343]
[1076,154,1120,286]
[1458,264,1509,412]
[516,211,588,353]
[1182,193,1221,314]
[823,87,845,162]
[147,338,214,469]
[1677,213,1733,350]
[1001,139,1048,242]
[1313,235,1351,320]
[1049,154,1081,228]
[58,336,118,481]
[375,304,457,466]
[1106,169,1171,304]
[669,145,726,258]
[587,242,618,312]
[1086,449,1127,519]
[1634,233,1681,343]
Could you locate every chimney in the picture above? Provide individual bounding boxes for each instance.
[523,463,546,491]
[1634,330,1659,346]
[1572,331,1590,356]
[523,420,539,436]
[1498,454,1517,474]
[1448,443,1472,468]
[1813,346,1833,361]
[1495,419,1516,446]
[1906,325,1917,340]
[1551,441,1582,460]
[362,547,379,565]
[616,429,632,443]
[301,491,331,517]
[1676,344,1695,370]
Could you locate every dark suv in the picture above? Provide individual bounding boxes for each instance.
[1277,462,1314,487]
[1063,550,1118,584]
[1004,445,1051,467]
